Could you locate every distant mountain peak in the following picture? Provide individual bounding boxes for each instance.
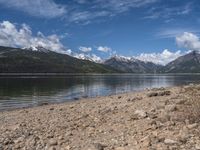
[163,50,200,73]
[104,55,161,73]
[73,53,103,63]
[108,55,147,64]
[108,55,139,63]
[112,55,131,60]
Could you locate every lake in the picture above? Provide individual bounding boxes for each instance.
[0,74,200,111]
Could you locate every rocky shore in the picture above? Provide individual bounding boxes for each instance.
[1,84,200,150]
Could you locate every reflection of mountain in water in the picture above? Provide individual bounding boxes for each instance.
[1,74,200,111]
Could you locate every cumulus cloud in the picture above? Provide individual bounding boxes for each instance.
[97,46,112,52]
[79,46,92,52]
[0,21,67,53]
[176,32,200,51]
[135,49,183,65]
[0,0,66,18]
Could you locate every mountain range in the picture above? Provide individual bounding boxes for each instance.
[104,55,162,73]
[0,46,119,73]
[0,46,200,73]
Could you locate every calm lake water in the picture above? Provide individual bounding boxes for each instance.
[0,74,200,111]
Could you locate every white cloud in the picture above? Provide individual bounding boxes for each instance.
[144,2,192,21]
[0,0,157,23]
[97,0,158,13]
[79,46,92,52]
[0,0,66,18]
[157,28,200,39]
[176,32,200,51]
[66,0,157,24]
[97,46,112,52]
[0,21,68,53]
[135,49,183,65]
[68,11,110,24]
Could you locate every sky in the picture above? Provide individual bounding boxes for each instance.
[0,0,200,65]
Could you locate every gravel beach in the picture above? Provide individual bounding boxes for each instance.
[1,84,200,150]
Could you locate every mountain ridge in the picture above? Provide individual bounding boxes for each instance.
[0,46,119,73]
[1,46,200,73]
[104,55,162,73]
[162,51,200,73]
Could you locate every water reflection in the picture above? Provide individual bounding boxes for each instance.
[0,74,200,111]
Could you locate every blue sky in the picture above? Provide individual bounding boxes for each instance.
[0,0,200,64]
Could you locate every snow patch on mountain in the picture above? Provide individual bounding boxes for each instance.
[73,53,102,63]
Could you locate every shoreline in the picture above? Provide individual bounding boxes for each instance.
[1,84,200,149]
[1,73,200,76]
[0,84,178,113]
[0,89,145,113]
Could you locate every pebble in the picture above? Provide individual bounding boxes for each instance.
[195,144,200,150]
[179,127,190,142]
[115,147,125,150]
[175,99,186,105]
[48,139,58,146]
[187,123,198,129]
[14,137,24,144]
[49,147,57,150]
[87,143,106,150]
[165,104,177,112]
[3,138,10,145]
[164,139,178,145]
[147,92,158,97]
[134,110,147,118]
[49,107,54,110]
[141,136,151,147]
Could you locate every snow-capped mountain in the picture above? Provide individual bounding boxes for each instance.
[24,47,161,72]
[73,53,103,63]
[0,46,117,73]
[110,55,131,62]
[108,55,141,63]
[104,55,162,73]
[3,45,200,73]
[24,46,103,63]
